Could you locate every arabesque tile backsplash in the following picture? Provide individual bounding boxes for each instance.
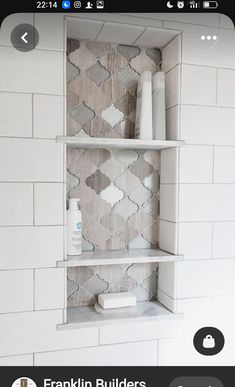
[67,39,161,306]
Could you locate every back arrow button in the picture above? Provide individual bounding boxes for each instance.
[21,32,28,44]
[11,24,39,52]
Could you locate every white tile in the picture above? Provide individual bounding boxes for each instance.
[160,184,178,222]
[159,220,178,254]
[0,46,63,94]
[99,320,180,345]
[217,69,235,107]
[219,14,234,29]
[181,105,235,145]
[179,184,235,222]
[35,14,64,51]
[0,92,32,137]
[0,354,33,366]
[0,270,33,313]
[165,65,181,109]
[161,148,178,184]
[213,222,235,258]
[33,95,64,138]
[214,146,235,183]
[157,290,176,312]
[97,22,145,44]
[135,27,179,47]
[176,259,235,298]
[67,17,104,40]
[179,145,213,183]
[162,35,181,73]
[0,226,63,270]
[0,138,63,182]
[161,13,220,27]
[0,310,98,356]
[166,105,180,140]
[0,183,33,226]
[35,268,65,310]
[34,183,64,225]
[0,13,33,46]
[181,65,217,106]
[164,22,235,69]
[35,341,158,366]
[178,222,213,259]
[158,262,177,298]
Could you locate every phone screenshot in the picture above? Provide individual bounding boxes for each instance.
[0,1,234,385]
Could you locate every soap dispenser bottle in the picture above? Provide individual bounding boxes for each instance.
[66,198,82,256]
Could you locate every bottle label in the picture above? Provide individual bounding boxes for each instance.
[76,222,82,230]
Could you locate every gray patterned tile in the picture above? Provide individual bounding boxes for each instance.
[101,48,127,75]
[67,277,79,297]
[128,234,152,250]
[145,48,162,67]
[113,196,138,220]
[132,284,152,301]
[129,184,153,206]
[114,272,138,292]
[85,169,111,194]
[101,104,124,128]
[94,264,128,284]
[130,50,157,74]
[86,61,111,87]
[116,149,139,167]
[129,157,154,182]
[83,116,120,138]
[142,271,157,298]
[115,169,140,193]
[68,267,94,286]
[100,155,125,180]
[104,235,126,251]
[85,41,111,58]
[85,148,111,167]
[114,118,135,139]
[67,59,80,82]
[82,236,95,251]
[67,39,80,55]
[114,92,136,115]
[115,224,139,245]
[71,102,95,126]
[117,44,141,61]
[101,183,124,207]
[68,288,96,307]
[143,170,160,193]
[66,170,80,196]
[128,208,155,231]
[142,196,159,219]
[127,262,157,282]
[84,274,109,295]
[116,64,139,89]
[142,222,159,246]
[68,40,96,71]
[84,224,111,250]
[143,150,160,170]
[100,212,125,232]
[85,196,111,221]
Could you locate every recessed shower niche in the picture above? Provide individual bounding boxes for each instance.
[57,16,184,328]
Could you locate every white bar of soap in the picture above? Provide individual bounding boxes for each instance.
[98,292,136,309]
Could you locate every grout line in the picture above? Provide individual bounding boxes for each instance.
[94,22,105,41]
[212,146,215,184]
[132,27,147,45]
[33,183,35,226]
[0,90,66,97]
[33,269,36,311]
[181,102,235,109]
[211,222,214,259]
[0,224,65,228]
[31,94,34,138]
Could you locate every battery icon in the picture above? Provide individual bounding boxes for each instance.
[203,1,218,8]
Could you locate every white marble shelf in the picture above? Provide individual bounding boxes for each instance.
[57,301,183,330]
[57,248,183,268]
[57,136,185,150]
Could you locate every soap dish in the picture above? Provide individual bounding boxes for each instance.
[94,302,137,316]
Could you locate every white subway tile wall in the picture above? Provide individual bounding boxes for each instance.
[0,12,234,366]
